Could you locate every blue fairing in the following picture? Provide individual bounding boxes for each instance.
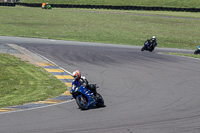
[76,86,97,107]
[144,41,152,48]
[197,45,200,51]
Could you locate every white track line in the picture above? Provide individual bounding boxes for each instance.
[31,50,73,75]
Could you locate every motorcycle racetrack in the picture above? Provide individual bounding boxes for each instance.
[0,36,200,133]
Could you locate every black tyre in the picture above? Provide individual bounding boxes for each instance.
[96,93,104,107]
[194,51,199,54]
[149,47,154,52]
[76,95,88,110]
[141,47,145,51]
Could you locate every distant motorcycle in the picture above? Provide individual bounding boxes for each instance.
[42,3,52,9]
[141,40,156,52]
[194,45,200,54]
[71,84,104,110]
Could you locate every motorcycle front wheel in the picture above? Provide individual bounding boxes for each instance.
[76,95,88,110]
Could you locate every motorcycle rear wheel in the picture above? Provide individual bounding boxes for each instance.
[149,47,154,52]
[76,95,88,110]
[141,47,145,51]
[96,93,105,107]
[194,51,199,54]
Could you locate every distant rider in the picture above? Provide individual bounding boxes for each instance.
[151,36,157,47]
[70,70,96,95]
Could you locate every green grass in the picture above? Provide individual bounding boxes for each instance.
[0,6,200,50]
[0,6,199,107]
[120,10,200,19]
[164,52,200,59]
[20,0,200,8]
[0,53,67,108]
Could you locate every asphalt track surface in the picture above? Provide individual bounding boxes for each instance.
[0,36,200,133]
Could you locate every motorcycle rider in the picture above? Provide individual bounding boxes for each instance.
[142,36,157,52]
[70,70,97,96]
[151,36,157,47]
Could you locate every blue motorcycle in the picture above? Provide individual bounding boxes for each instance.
[71,84,104,110]
[141,40,156,52]
[194,45,200,54]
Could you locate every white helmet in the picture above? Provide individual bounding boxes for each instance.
[152,36,156,40]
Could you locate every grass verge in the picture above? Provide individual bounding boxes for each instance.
[164,52,200,59]
[0,53,67,108]
[0,6,200,50]
[20,0,200,8]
